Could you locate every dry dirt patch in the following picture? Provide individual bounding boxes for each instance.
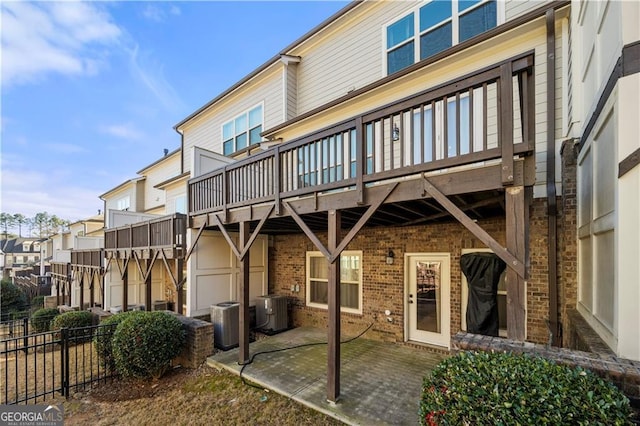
[57,365,343,425]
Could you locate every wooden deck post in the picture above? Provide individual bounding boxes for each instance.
[145,260,152,311]
[90,270,95,308]
[505,186,529,340]
[56,278,60,306]
[239,221,251,365]
[327,209,341,403]
[122,260,129,312]
[79,270,84,310]
[176,259,184,315]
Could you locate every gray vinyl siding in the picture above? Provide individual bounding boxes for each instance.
[141,154,180,213]
[286,64,298,120]
[505,0,549,20]
[181,67,283,172]
[294,1,413,115]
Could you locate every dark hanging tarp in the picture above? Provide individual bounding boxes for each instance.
[460,252,506,337]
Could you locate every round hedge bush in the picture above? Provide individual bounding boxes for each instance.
[112,311,185,379]
[51,311,95,342]
[94,311,145,372]
[31,295,44,309]
[31,308,60,333]
[420,351,632,425]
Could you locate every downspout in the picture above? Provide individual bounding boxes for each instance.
[546,9,559,346]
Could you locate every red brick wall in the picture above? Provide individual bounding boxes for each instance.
[269,200,551,345]
[559,140,579,347]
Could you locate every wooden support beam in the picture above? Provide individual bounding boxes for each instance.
[283,202,332,260]
[329,183,397,263]
[79,270,84,310]
[505,186,529,341]
[184,221,206,262]
[122,261,129,312]
[90,270,95,308]
[355,117,365,205]
[176,259,184,315]
[213,205,274,261]
[212,213,242,259]
[145,259,152,311]
[238,222,250,365]
[500,62,514,185]
[422,175,525,279]
[327,210,341,403]
[401,195,504,226]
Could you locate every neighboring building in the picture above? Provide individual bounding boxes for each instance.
[568,0,640,360]
[44,214,104,308]
[171,0,639,403]
[0,238,45,280]
[100,149,192,313]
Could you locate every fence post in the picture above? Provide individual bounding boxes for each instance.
[22,317,28,353]
[61,327,70,398]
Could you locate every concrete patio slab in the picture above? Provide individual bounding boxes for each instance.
[207,327,447,425]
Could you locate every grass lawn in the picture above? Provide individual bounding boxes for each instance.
[56,364,343,425]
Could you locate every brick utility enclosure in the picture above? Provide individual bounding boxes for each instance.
[171,314,214,369]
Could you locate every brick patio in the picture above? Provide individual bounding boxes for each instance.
[207,326,446,425]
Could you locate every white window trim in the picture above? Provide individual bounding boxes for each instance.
[575,100,618,350]
[382,0,505,77]
[221,101,265,156]
[305,250,363,315]
[116,196,131,211]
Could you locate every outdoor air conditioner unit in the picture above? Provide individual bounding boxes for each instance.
[256,295,288,334]
[210,302,240,350]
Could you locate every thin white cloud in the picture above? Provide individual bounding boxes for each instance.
[0,166,102,222]
[44,143,87,154]
[142,5,165,23]
[128,44,186,111]
[141,4,181,23]
[0,2,121,87]
[100,123,144,140]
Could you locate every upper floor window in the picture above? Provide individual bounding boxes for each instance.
[222,104,263,156]
[385,0,498,75]
[117,196,130,211]
[175,195,187,214]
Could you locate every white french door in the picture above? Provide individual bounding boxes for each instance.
[405,253,451,348]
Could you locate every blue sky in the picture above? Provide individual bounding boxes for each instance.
[1,1,348,223]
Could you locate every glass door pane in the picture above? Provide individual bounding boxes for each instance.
[416,261,441,333]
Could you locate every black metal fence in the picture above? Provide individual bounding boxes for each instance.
[1,323,118,404]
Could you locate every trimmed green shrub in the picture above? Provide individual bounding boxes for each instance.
[1,280,28,316]
[51,311,95,342]
[31,308,60,333]
[420,351,633,426]
[112,311,185,379]
[31,295,44,309]
[94,311,145,372]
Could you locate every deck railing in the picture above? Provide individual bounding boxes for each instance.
[50,262,70,279]
[103,213,186,251]
[70,249,103,268]
[189,55,535,217]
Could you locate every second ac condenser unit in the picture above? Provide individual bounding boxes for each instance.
[210,302,239,350]
[256,295,288,333]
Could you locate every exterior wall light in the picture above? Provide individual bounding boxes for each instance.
[386,249,395,265]
[392,125,400,141]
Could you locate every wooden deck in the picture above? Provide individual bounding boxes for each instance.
[187,53,537,403]
[188,54,535,228]
[104,213,186,260]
